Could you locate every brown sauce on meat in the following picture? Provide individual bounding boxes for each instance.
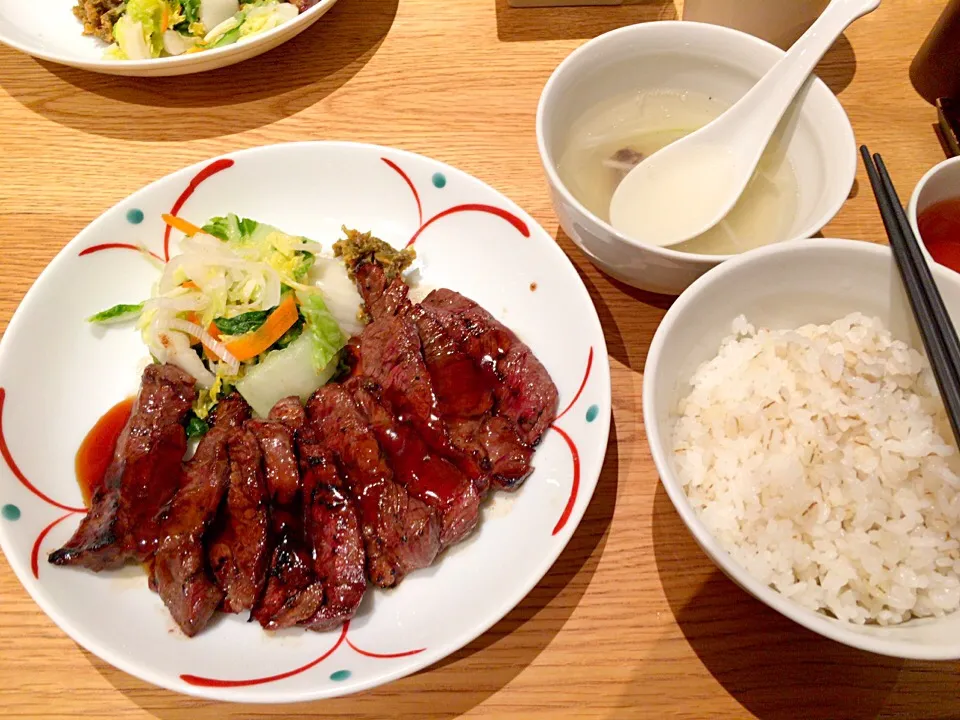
[382,418,465,507]
[75,397,134,507]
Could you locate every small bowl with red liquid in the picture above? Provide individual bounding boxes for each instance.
[909,156,960,273]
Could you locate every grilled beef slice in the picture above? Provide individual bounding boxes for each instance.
[247,419,300,505]
[351,265,532,491]
[210,392,252,430]
[355,312,452,452]
[351,382,479,549]
[412,301,534,490]
[151,427,231,637]
[252,529,324,630]
[421,289,559,447]
[355,261,412,321]
[410,302,495,419]
[307,384,439,588]
[446,414,532,491]
[254,427,366,631]
[207,429,269,613]
[251,399,330,631]
[49,364,196,570]
[268,396,308,431]
[300,450,366,630]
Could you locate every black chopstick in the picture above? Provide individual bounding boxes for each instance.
[873,153,960,371]
[860,145,960,448]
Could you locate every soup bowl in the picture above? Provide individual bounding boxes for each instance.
[645,238,960,659]
[908,155,960,271]
[536,21,857,295]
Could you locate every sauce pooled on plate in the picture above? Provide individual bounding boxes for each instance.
[75,397,134,507]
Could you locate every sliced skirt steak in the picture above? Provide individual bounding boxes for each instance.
[49,364,196,570]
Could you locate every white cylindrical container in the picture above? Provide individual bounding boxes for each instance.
[682,0,830,49]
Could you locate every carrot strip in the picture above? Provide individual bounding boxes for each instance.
[203,322,221,361]
[161,3,169,32]
[162,213,204,237]
[224,295,299,361]
[181,280,199,290]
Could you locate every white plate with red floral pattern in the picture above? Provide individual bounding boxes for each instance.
[0,142,610,703]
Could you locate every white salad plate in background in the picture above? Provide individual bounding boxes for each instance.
[0,0,338,77]
[0,142,611,701]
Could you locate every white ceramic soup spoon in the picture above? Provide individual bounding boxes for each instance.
[608,0,880,249]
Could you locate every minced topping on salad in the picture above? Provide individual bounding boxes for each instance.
[73,0,313,60]
[90,214,377,426]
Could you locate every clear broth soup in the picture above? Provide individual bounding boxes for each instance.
[556,89,800,255]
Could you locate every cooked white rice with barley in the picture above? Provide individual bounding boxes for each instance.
[673,312,960,625]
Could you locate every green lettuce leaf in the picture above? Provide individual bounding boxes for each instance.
[87,302,145,325]
[179,0,201,27]
[237,216,259,237]
[202,216,230,240]
[298,292,346,372]
[213,308,271,336]
[210,25,241,47]
[185,413,209,439]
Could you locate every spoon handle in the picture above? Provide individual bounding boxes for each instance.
[726,0,880,168]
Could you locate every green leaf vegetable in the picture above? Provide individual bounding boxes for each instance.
[299,292,346,373]
[185,413,209,439]
[178,0,202,28]
[201,216,231,241]
[213,308,272,336]
[210,26,242,48]
[87,303,145,325]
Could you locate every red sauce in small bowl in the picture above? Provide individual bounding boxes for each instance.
[918,197,960,273]
[75,397,134,506]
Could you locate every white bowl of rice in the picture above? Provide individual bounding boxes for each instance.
[644,238,960,660]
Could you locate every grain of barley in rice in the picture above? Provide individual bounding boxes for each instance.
[671,312,960,625]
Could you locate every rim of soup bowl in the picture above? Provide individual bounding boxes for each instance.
[643,237,960,660]
[536,20,856,265]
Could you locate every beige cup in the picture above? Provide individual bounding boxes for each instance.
[682,0,830,49]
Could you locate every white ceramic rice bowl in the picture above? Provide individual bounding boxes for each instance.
[644,238,960,660]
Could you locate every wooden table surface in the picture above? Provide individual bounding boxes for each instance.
[0,0,957,717]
